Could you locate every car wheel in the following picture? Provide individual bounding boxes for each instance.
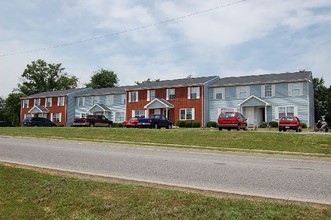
[279,128,282,132]
[166,124,172,129]
[219,127,222,131]
[227,128,231,131]
[236,124,240,131]
[295,127,299,132]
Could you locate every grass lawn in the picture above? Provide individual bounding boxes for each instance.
[0,127,330,156]
[1,164,330,220]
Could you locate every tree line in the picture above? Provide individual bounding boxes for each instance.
[1,59,331,127]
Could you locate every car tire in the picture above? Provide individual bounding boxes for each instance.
[166,124,172,129]
[219,127,222,131]
[279,128,282,132]
[236,124,240,131]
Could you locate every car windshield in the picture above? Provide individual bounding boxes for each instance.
[220,113,235,118]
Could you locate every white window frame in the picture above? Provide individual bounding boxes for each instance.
[214,88,225,100]
[188,87,200,99]
[132,109,145,118]
[45,97,52,107]
[34,98,40,106]
[129,91,138,102]
[147,90,155,101]
[261,84,275,97]
[288,83,303,97]
[236,86,250,99]
[166,88,175,100]
[57,97,65,106]
[23,100,29,108]
[51,113,62,123]
[76,97,85,107]
[180,108,195,120]
[81,112,87,118]
[274,106,298,120]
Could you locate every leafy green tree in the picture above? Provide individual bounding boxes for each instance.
[135,78,160,85]
[0,97,5,121]
[85,69,118,89]
[17,59,78,95]
[3,93,23,126]
[313,77,329,122]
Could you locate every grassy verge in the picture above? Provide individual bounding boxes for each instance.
[0,127,330,156]
[0,164,330,219]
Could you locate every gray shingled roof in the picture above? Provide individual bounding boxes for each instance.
[75,86,134,97]
[23,88,90,99]
[126,76,219,90]
[210,71,312,87]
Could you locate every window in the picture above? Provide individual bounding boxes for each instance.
[81,112,87,118]
[214,88,225,100]
[166,88,175,100]
[76,97,85,107]
[147,90,155,101]
[106,95,114,105]
[115,112,125,122]
[288,83,303,96]
[57,97,65,106]
[45,98,52,107]
[121,94,126,104]
[237,86,250,99]
[275,106,297,119]
[34,99,40,106]
[129,91,138,102]
[188,87,200,99]
[23,100,29,108]
[180,108,195,120]
[265,85,272,97]
[52,113,61,123]
[93,96,100,105]
[133,110,145,118]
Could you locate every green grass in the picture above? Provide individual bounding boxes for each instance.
[0,127,330,156]
[0,164,330,220]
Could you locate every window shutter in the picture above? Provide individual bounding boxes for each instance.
[57,97,60,106]
[59,113,62,122]
[145,110,149,118]
[128,92,131,102]
[166,89,169,100]
[192,108,195,120]
[136,91,139,102]
[50,113,53,122]
[288,84,293,96]
[147,90,150,101]
[274,107,279,120]
[197,87,200,99]
[272,84,276,97]
[294,106,298,117]
[188,87,191,99]
[132,110,135,117]
[261,85,265,97]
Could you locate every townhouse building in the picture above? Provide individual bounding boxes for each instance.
[209,71,314,127]
[125,76,220,126]
[21,88,91,126]
[74,86,132,123]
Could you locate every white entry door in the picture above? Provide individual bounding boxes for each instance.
[245,107,255,125]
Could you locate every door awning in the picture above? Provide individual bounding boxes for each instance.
[144,98,174,109]
[238,95,270,107]
[88,103,111,113]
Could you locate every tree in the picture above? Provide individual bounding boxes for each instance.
[135,78,160,85]
[0,97,5,121]
[85,69,118,89]
[17,59,78,95]
[3,93,23,126]
[313,77,331,125]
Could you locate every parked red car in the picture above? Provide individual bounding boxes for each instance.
[278,116,302,132]
[218,112,247,131]
[123,117,140,128]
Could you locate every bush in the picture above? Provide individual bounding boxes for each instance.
[185,121,193,128]
[176,121,186,128]
[259,122,268,128]
[269,121,279,128]
[207,121,217,128]
[113,122,123,127]
[57,124,64,127]
[192,121,201,128]
[302,123,307,129]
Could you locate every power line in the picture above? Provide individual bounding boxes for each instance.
[0,0,247,57]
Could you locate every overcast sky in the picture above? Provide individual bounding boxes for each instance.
[1,0,331,97]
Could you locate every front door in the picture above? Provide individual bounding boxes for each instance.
[154,109,161,114]
[245,107,255,125]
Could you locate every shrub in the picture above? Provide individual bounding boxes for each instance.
[192,121,201,128]
[269,121,279,128]
[57,124,64,127]
[302,123,307,129]
[175,121,186,128]
[185,121,193,128]
[207,121,217,128]
[113,122,123,128]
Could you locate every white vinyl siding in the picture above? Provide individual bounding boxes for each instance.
[92,96,100,105]
[114,112,125,122]
[106,95,114,105]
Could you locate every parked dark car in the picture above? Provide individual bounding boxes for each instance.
[73,115,113,127]
[22,117,56,127]
[278,116,302,132]
[137,114,173,129]
[0,121,13,127]
[123,117,140,128]
[218,112,247,131]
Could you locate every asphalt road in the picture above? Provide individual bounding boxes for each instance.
[0,136,330,205]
